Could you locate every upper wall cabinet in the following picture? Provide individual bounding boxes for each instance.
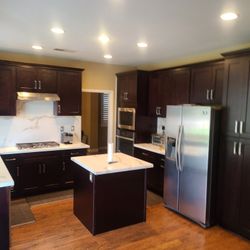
[116,71,149,115]
[148,67,190,117]
[16,65,57,93]
[54,70,82,116]
[190,61,224,105]
[0,65,16,115]
[222,55,250,138]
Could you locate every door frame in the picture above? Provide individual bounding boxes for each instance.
[82,89,115,150]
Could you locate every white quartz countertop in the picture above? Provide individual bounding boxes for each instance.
[71,152,153,175]
[134,143,165,155]
[0,143,90,155]
[0,157,14,188]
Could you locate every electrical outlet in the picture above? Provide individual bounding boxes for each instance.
[60,126,64,132]
[71,125,75,132]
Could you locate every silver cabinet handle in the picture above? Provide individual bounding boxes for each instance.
[206,89,210,100]
[235,120,239,134]
[34,80,38,89]
[238,142,242,156]
[38,80,42,90]
[123,92,128,100]
[156,106,161,116]
[70,152,80,156]
[142,152,149,157]
[240,121,244,134]
[62,161,66,171]
[43,163,46,174]
[5,158,16,162]
[210,89,214,101]
[58,104,61,114]
[160,165,165,169]
[233,142,237,155]
[16,166,20,177]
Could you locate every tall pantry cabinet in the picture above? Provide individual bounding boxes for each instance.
[219,51,250,239]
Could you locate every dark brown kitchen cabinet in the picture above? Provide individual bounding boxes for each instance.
[1,155,20,196]
[219,137,250,239]
[222,56,250,138]
[0,64,16,115]
[16,65,57,93]
[62,149,87,186]
[190,61,224,105]
[116,71,149,114]
[55,70,82,116]
[134,147,164,196]
[148,70,172,117]
[148,68,190,117]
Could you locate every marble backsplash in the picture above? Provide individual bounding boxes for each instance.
[0,101,81,147]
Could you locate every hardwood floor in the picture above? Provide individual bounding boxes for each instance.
[11,198,250,250]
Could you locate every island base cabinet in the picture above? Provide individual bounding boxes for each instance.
[73,163,147,235]
[0,187,11,250]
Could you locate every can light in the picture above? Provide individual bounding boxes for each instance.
[104,54,112,59]
[220,12,238,21]
[99,35,110,44]
[32,45,43,50]
[51,27,64,34]
[137,42,148,48]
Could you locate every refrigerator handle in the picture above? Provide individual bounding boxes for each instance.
[178,125,183,171]
[175,126,180,171]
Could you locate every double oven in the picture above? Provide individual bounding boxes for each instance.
[116,107,136,156]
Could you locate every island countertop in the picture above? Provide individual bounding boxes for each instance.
[0,157,14,188]
[71,152,153,175]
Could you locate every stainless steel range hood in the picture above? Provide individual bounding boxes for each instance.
[17,92,60,101]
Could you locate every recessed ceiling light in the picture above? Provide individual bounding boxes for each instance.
[51,27,64,34]
[137,42,148,48]
[99,35,110,44]
[104,54,112,59]
[32,45,43,50]
[220,12,238,21]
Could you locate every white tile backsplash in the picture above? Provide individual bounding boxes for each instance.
[0,101,81,147]
[157,117,166,134]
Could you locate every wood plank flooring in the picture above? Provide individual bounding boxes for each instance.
[11,198,250,250]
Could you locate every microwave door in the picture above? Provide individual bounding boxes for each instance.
[118,108,135,130]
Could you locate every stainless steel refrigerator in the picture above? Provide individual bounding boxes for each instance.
[164,105,220,227]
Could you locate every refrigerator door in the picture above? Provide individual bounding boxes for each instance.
[178,106,211,225]
[164,105,182,211]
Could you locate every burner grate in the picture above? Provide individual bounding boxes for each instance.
[16,141,59,150]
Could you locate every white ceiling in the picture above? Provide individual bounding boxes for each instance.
[1,0,250,67]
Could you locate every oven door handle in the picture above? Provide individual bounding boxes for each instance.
[116,135,134,142]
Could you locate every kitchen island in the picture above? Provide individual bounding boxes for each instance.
[0,157,14,250]
[71,152,153,235]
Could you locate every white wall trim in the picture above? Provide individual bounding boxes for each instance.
[82,88,114,148]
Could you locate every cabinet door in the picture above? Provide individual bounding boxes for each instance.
[239,139,250,238]
[117,72,137,108]
[171,68,190,105]
[42,154,62,188]
[222,57,249,137]
[190,65,213,104]
[16,66,37,92]
[218,137,242,231]
[19,158,41,193]
[212,63,224,105]
[56,70,82,115]
[2,155,19,195]
[38,68,57,93]
[0,65,16,115]
[148,72,161,116]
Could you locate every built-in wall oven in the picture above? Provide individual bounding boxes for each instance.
[117,107,136,131]
[116,129,135,156]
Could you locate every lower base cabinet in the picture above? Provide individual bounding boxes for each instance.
[134,147,164,196]
[1,149,87,197]
[218,136,250,239]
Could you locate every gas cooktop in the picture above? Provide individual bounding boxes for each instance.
[16,141,60,150]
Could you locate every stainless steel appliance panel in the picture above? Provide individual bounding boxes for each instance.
[116,129,135,156]
[164,105,182,211]
[178,106,211,224]
[117,107,136,131]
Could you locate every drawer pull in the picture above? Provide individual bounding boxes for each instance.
[70,152,80,156]
[5,158,16,162]
[142,152,149,157]
[160,165,165,169]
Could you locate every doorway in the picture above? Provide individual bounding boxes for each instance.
[81,90,113,155]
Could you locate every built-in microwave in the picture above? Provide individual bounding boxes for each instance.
[117,107,136,131]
